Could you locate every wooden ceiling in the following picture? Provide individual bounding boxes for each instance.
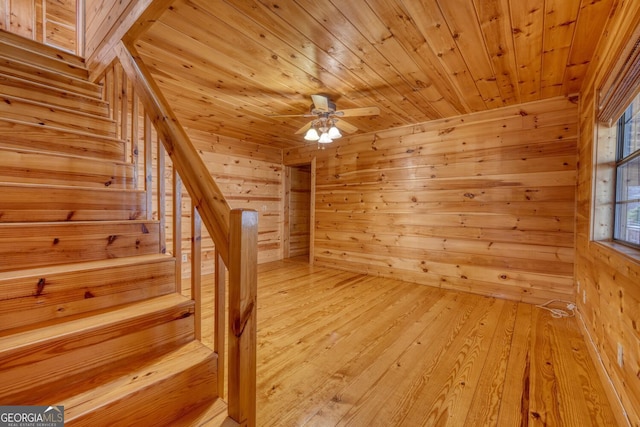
[133,0,614,148]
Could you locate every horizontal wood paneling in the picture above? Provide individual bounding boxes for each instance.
[575,0,640,424]
[286,96,578,304]
[148,127,282,281]
[189,128,283,264]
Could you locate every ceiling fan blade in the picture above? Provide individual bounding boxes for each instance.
[335,106,380,117]
[266,113,316,118]
[295,121,314,135]
[311,94,329,112]
[335,118,358,133]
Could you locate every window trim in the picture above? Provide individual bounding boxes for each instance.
[613,105,640,249]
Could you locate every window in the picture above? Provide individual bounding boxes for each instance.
[615,95,640,247]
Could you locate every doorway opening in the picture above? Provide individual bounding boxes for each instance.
[284,161,315,263]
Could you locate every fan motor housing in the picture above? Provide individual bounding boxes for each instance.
[311,100,336,115]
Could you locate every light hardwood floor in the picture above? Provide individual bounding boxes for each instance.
[200,258,618,426]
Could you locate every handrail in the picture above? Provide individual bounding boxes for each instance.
[114,40,232,265]
[110,40,257,427]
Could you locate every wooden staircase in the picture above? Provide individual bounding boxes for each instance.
[0,30,231,425]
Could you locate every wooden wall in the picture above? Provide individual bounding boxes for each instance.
[576,0,640,424]
[135,121,283,275]
[107,64,283,278]
[0,0,79,54]
[188,129,283,265]
[286,96,578,305]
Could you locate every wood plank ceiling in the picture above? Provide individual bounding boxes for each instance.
[133,0,614,148]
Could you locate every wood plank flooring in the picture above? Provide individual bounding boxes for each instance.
[198,258,618,426]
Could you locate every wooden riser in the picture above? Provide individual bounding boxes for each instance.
[0,221,160,272]
[0,148,134,189]
[0,254,176,332]
[0,118,125,162]
[0,95,116,137]
[0,184,146,222]
[0,55,101,99]
[64,341,218,427]
[0,29,88,77]
[0,41,87,79]
[0,74,110,117]
[0,294,196,405]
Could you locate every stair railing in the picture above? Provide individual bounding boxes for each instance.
[98,40,257,427]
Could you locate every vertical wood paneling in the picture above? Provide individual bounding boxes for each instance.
[575,0,640,424]
[472,0,520,105]
[510,0,545,102]
[0,1,6,32]
[541,0,580,98]
[286,96,578,305]
[1,0,78,53]
[9,0,34,38]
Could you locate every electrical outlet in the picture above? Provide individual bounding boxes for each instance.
[182,254,187,263]
[583,290,587,304]
[618,343,624,367]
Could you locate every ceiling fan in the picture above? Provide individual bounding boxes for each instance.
[268,94,380,143]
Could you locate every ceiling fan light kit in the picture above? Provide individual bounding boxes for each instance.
[269,94,380,146]
[304,118,343,143]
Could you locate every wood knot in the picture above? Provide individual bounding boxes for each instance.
[35,278,46,296]
[232,299,256,338]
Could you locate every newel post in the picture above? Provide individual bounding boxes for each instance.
[228,209,258,427]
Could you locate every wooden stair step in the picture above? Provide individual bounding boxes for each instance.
[0,254,176,332]
[0,147,134,189]
[0,220,161,272]
[63,340,218,427]
[172,398,237,427]
[0,294,196,404]
[0,184,146,222]
[0,118,125,162]
[0,73,110,117]
[0,94,116,137]
[0,55,101,99]
[0,29,88,76]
